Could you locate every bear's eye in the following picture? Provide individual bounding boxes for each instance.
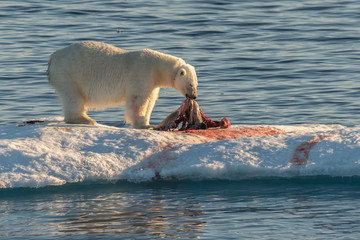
[189,84,193,87]
[180,70,185,76]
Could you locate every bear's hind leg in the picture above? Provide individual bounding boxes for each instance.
[60,93,96,125]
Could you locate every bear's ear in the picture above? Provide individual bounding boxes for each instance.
[179,68,186,76]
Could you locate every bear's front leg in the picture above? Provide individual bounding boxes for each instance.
[125,95,153,129]
[144,88,160,127]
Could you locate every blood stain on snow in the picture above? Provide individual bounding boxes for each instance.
[182,126,285,141]
[144,142,176,179]
[292,134,331,166]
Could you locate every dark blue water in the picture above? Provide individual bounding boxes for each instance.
[2,179,360,239]
[1,0,360,239]
[1,0,360,126]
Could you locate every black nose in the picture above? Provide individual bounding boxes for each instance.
[186,94,197,100]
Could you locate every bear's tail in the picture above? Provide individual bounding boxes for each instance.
[47,55,53,84]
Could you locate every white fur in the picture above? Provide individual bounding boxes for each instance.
[47,41,198,128]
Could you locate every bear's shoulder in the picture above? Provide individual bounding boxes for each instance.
[135,49,184,65]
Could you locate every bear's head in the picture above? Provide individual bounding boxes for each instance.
[174,64,198,99]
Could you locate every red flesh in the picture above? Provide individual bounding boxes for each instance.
[156,99,230,131]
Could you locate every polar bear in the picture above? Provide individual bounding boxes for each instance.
[47,41,198,128]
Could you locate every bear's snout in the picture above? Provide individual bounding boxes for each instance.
[186,92,197,100]
[186,85,198,99]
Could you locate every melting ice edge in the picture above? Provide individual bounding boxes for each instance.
[1,117,360,188]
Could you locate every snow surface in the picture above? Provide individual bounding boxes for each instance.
[1,118,360,188]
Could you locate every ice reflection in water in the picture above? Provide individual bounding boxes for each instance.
[0,185,205,238]
[2,180,360,239]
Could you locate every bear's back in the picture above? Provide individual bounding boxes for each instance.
[74,41,127,55]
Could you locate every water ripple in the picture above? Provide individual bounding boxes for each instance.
[0,0,359,126]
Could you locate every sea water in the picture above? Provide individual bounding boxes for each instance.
[1,0,360,239]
